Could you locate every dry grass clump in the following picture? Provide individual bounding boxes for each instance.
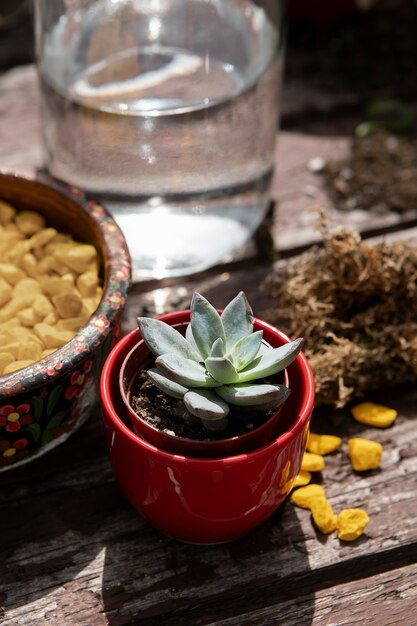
[262,210,417,407]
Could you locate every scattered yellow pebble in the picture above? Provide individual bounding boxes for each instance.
[290,484,326,509]
[337,508,370,541]
[310,497,338,534]
[292,470,312,488]
[348,438,383,471]
[301,451,325,472]
[351,402,397,428]
[307,433,342,455]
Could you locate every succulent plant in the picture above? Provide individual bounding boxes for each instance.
[137,292,303,431]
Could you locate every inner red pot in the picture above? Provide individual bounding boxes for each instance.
[119,316,289,458]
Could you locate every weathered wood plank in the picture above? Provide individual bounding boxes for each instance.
[1,384,416,626]
[203,563,417,626]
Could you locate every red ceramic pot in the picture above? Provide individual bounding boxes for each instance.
[100,312,315,544]
[118,314,290,458]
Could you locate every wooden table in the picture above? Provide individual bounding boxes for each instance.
[1,15,417,622]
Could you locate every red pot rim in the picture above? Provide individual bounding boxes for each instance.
[100,313,315,467]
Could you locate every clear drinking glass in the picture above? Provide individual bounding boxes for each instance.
[35,0,286,279]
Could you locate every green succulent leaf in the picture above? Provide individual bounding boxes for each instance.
[229,330,263,371]
[216,383,290,407]
[147,368,188,399]
[221,291,253,350]
[205,357,237,384]
[156,354,217,388]
[190,293,225,359]
[184,389,229,420]
[185,323,200,356]
[245,387,291,412]
[138,317,201,362]
[210,337,226,358]
[236,338,304,383]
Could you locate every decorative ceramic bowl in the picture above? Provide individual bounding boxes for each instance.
[0,171,131,471]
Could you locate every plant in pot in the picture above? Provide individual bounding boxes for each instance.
[100,292,315,544]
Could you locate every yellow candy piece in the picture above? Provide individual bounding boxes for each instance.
[290,484,326,509]
[307,433,342,455]
[292,470,312,488]
[310,497,338,534]
[301,451,325,472]
[337,508,370,541]
[351,402,397,428]
[348,438,383,471]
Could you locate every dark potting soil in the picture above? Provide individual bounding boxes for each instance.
[130,370,277,442]
[322,131,417,214]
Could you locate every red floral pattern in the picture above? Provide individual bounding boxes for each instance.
[0,404,33,433]
[64,360,94,400]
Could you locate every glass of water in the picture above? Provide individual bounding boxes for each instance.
[35,0,286,279]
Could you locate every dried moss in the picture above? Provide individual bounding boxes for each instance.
[262,210,417,407]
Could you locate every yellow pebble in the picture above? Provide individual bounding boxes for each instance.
[292,470,312,488]
[17,342,43,362]
[15,210,45,235]
[337,508,370,541]
[39,276,75,297]
[307,433,342,455]
[42,348,56,358]
[0,277,12,307]
[13,277,42,300]
[5,239,30,263]
[43,311,59,326]
[0,296,36,323]
[0,200,16,224]
[301,451,325,472]
[351,402,397,428]
[0,352,14,375]
[17,307,40,327]
[28,227,57,249]
[54,243,97,274]
[20,252,39,278]
[34,323,74,349]
[56,315,88,332]
[348,438,383,471]
[0,263,25,285]
[77,270,99,297]
[310,497,338,534]
[3,359,35,374]
[81,294,101,317]
[290,484,326,509]
[33,294,54,319]
[52,292,82,318]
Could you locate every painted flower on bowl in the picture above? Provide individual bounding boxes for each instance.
[65,360,93,400]
[0,404,33,433]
